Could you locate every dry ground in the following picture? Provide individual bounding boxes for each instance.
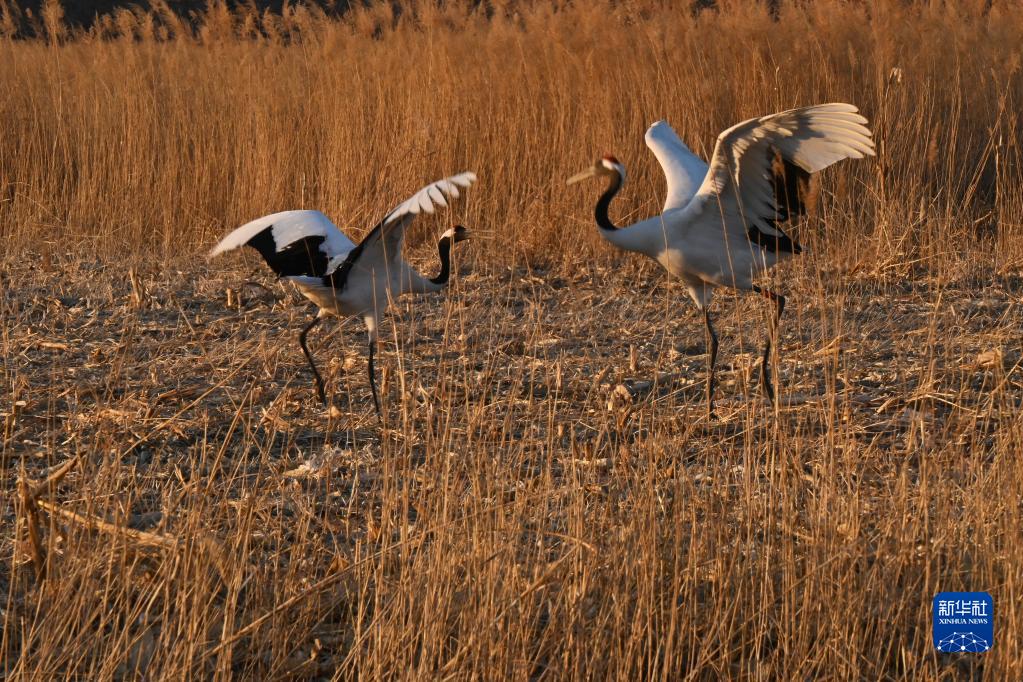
[2,245,1021,678]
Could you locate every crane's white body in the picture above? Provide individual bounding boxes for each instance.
[286,247,452,337]
[596,210,773,309]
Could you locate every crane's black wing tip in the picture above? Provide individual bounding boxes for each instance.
[748,225,803,255]
[770,151,811,222]
[246,228,331,278]
[748,149,809,256]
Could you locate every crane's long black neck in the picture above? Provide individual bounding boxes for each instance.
[429,235,454,286]
[595,171,623,232]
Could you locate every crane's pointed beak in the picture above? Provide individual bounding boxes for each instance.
[566,164,601,186]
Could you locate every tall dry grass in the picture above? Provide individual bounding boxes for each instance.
[2,0,1023,679]
[1,0,1021,272]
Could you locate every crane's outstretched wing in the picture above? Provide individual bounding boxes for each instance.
[208,210,357,277]
[324,172,477,289]
[645,120,709,212]
[683,103,874,254]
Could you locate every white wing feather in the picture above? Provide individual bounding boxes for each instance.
[343,172,477,269]
[645,120,709,211]
[382,172,476,225]
[209,209,356,260]
[686,103,874,236]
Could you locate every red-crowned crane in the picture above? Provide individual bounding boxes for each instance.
[567,104,874,416]
[210,172,476,416]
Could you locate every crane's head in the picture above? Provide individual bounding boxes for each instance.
[429,225,471,287]
[566,155,627,186]
[441,225,470,244]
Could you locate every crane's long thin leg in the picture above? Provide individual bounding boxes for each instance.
[367,338,381,421]
[299,315,327,404]
[753,287,785,404]
[703,308,719,418]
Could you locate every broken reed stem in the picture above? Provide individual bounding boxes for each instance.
[15,455,84,581]
[29,454,83,502]
[18,474,46,580]
[128,267,148,309]
[35,499,180,550]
